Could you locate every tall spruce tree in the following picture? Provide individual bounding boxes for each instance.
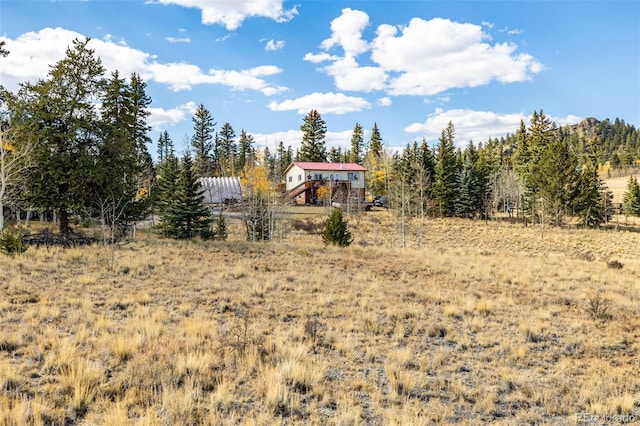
[622,175,640,216]
[217,122,236,176]
[368,122,383,160]
[160,154,212,239]
[236,129,255,172]
[191,104,215,177]
[299,109,327,162]
[433,122,458,216]
[156,130,174,164]
[348,123,364,164]
[455,142,483,217]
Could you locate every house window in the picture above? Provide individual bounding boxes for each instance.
[348,172,358,180]
[298,174,302,181]
[330,173,340,181]
[288,176,292,183]
[314,173,323,180]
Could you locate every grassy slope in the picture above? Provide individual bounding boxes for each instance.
[1,215,639,425]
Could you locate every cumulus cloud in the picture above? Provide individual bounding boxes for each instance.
[149,0,298,30]
[377,97,392,107]
[268,92,371,115]
[404,108,582,145]
[148,101,197,130]
[0,27,287,95]
[265,39,285,51]
[305,10,543,97]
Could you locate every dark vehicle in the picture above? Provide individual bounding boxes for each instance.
[373,195,389,207]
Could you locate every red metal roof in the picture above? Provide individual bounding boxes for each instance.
[290,162,367,172]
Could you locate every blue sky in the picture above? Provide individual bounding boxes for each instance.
[1,0,638,158]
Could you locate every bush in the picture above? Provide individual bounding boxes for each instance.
[0,228,28,256]
[321,208,353,247]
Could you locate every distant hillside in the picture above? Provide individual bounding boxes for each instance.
[492,116,639,168]
[559,117,639,166]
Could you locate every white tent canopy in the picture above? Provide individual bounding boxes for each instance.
[198,177,242,204]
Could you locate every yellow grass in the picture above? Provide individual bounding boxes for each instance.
[1,212,639,424]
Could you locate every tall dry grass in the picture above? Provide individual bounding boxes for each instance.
[1,213,639,424]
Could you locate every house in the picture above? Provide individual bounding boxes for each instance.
[284,162,367,205]
[198,177,243,204]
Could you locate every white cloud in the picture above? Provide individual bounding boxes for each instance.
[404,108,582,146]
[265,39,285,51]
[320,8,370,56]
[268,92,371,115]
[165,36,191,43]
[305,10,543,97]
[148,101,197,130]
[377,97,392,107]
[0,27,286,95]
[372,18,543,96]
[149,0,298,30]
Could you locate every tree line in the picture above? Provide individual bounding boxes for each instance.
[1,38,639,244]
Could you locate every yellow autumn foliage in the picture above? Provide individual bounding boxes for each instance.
[240,155,274,197]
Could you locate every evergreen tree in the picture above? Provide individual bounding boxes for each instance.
[299,109,327,162]
[214,211,228,241]
[321,208,353,247]
[236,129,255,172]
[191,104,215,177]
[348,123,364,164]
[275,141,292,182]
[156,130,174,164]
[433,122,458,216]
[10,38,106,234]
[160,154,212,239]
[155,155,179,217]
[571,165,608,227]
[368,122,383,160]
[622,175,640,216]
[328,146,342,163]
[455,142,483,217]
[530,138,577,225]
[513,119,529,177]
[217,122,236,176]
[96,71,152,234]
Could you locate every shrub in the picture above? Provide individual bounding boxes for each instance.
[321,208,353,247]
[0,228,28,257]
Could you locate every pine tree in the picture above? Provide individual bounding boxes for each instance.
[236,130,255,172]
[328,146,342,163]
[11,38,106,234]
[155,155,179,217]
[571,165,607,227]
[433,122,458,216]
[348,123,364,164]
[217,122,236,176]
[321,208,353,247]
[299,109,327,162]
[160,154,212,239]
[214,211,228,241]
[368,122,383,160]
[622,175,640,216]
[191,104,215,177]
[455,142,482,217]
[156,130,173,164]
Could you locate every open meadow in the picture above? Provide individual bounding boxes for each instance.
[1,211,639,425]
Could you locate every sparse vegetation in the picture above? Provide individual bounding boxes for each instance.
[1,214,639,424]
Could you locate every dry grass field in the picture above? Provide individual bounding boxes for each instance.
[1,211,640,425]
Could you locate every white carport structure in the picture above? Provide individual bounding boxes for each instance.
[198,177,243,204]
